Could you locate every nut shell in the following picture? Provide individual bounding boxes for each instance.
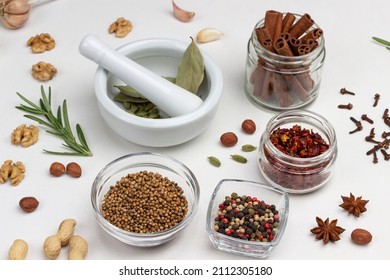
[49,162,65,177]
[57,219,77,246]
[8,239,28,260]
[19,196,39,213]
[351,228,372,245]
[43,235,61,260]
[66,162,82,178]
[220,132,238,147]
[242,119,256,134]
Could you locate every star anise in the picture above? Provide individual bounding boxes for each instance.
[310,217,345,244]
[339,192,369,217]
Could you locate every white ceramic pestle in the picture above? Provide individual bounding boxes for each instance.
[79,35,204,117]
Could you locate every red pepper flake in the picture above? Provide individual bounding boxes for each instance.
[270,125,329,158]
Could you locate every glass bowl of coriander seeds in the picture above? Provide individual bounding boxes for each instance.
[206,179,289,258]
[91,152,200,247]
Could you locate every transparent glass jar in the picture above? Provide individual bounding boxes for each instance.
[258,110,337,194]
[244,14,326,110]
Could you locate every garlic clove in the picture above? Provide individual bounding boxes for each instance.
[196,28,224,43]
[4,0,31,14]
[1,0,31,29]
[2,13,30,29]
[172,0,195,22]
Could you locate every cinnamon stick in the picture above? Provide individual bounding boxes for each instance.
[288,37,302,56]
[251,64,266,98]
[273,12,283,42]
[298,44,311,56]
[274,37,294,56]
[284,74,310,101]
[280,32,291,42]
[264,10,283,42]
[273,73,293,107]
[289,13,314,39]
[281,12,296,33]
[300,28,323,43]
[255,26,275,52]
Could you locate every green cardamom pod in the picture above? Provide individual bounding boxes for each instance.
[242,144,257,152]
[136,110,148,117]
[129,104,139,113]
[231,154,247,163]
[148,112,160,119]
[123,101,131,110]
[144,102,155,112]
[207,156,221,167]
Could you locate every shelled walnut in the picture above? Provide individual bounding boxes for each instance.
[108,17,132,38]
[26,33,55,53]
[0,160,26,186]
[11,124,39,147]
[0,160,13,184]
[31,61,57,81]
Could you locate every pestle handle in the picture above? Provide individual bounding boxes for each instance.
[79,35,203,117]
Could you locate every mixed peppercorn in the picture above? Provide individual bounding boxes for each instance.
[213,192,280,242]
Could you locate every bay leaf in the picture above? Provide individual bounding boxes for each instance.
[175,38,205,94]
[113,92,149,103]
[114,77,176,98]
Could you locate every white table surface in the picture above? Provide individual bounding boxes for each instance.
[1,0,389,260]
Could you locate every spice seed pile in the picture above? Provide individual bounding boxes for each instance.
[213,193,280,242]
[101,171,188,233]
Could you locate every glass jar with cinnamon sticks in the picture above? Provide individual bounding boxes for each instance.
[258,110,337,194]
[245,11,325,110]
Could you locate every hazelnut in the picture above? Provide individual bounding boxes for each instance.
[66,162,82,178]
[19,197,39,213]
[220,132,238,147]
[242,119,256,134]
[50,162,65,177]
[351,228,372,245]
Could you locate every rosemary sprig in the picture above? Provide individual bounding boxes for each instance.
[15,86,93,156]
[372,37,390,51]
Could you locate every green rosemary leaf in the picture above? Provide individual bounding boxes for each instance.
[372,36,390,47]
[56,106,63,127]
[16,92,42,111]
[22,114,54,129]
[62,100,73,136]
[15,86,93,157]
[46,130,63,138]
[16,105,43,115]
[40,87,52,114]
[43,149,85,156]
[76,124,90,151]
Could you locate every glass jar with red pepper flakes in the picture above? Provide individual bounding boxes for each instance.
[258,110,337,193]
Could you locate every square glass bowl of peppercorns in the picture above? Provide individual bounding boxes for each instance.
[206,179,289,258]
[91,152,200,247]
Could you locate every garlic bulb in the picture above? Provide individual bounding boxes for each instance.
[0,0,31,29]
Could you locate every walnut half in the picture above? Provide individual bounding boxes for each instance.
[0,160,25,186]
[11,124,39,147]
[32,61,57,81]
[108,17,133,38]
[27,33,56,53]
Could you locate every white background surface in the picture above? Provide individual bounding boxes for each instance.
[1,0,389,260]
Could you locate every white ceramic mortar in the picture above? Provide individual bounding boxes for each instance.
[93,38,223,147]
